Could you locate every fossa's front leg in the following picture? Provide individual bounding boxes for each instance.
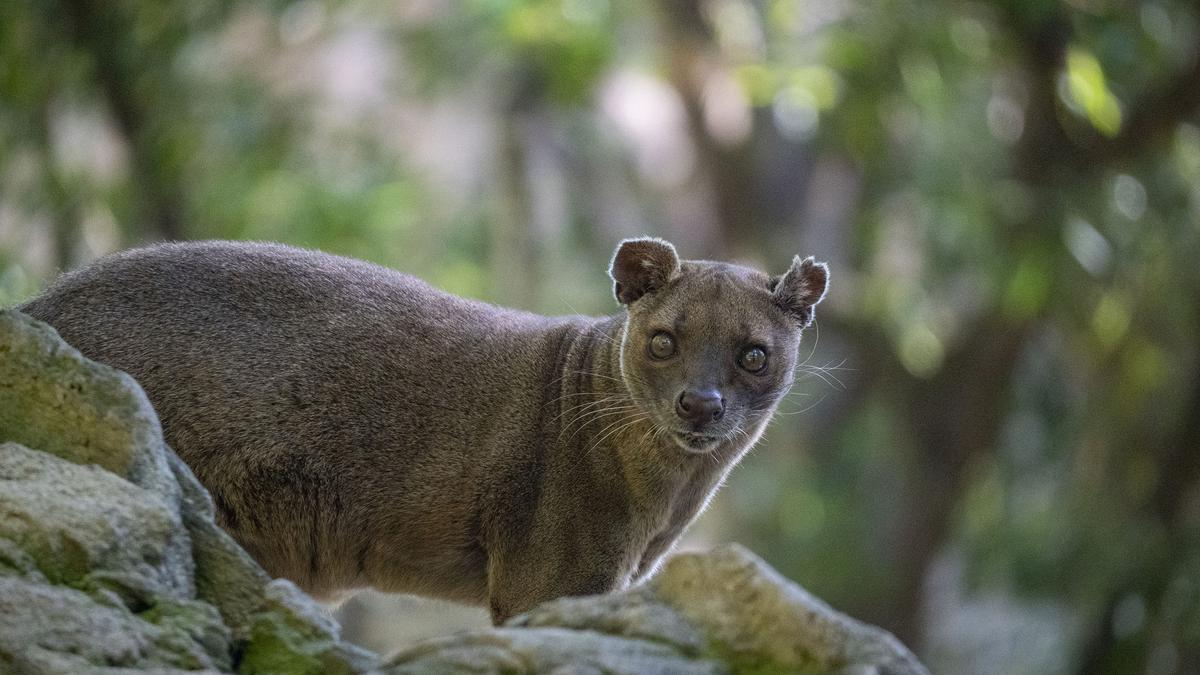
[484,532,630,624]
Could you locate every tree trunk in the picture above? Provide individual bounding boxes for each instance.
[61,0,185,242]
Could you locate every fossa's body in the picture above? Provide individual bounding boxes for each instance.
[20,238,828,622]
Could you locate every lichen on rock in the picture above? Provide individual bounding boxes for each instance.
[0,308,928,674]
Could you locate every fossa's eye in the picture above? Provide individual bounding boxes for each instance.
[648,332,676,360]
[738,346,767,373]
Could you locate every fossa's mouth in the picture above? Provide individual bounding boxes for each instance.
[673,431,721,452]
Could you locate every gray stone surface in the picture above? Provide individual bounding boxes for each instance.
[0,307,928,674]
[650,545,926,674]
[386,626,727,675]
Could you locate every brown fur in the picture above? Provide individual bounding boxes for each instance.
[18,238,828,623]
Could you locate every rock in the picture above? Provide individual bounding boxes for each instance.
[237,579,378,675]
[649,545,926,674]
[0,443,233,673]
[0,442,183,596]
[0,573,230,673]
[383,544,928,675]
[0,310,376,673]
[385,627,727,674]
[0,307,928,674]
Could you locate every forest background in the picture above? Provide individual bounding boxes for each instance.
[2,1,1199,672]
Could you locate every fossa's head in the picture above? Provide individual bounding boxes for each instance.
[609,237,828,453]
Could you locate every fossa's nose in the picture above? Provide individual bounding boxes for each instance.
[676,389,725,424]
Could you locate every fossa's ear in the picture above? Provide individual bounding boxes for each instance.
[609,237,681,305]
[771,255,829,327]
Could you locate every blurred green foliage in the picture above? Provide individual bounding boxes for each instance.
[2,0,1199,672]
